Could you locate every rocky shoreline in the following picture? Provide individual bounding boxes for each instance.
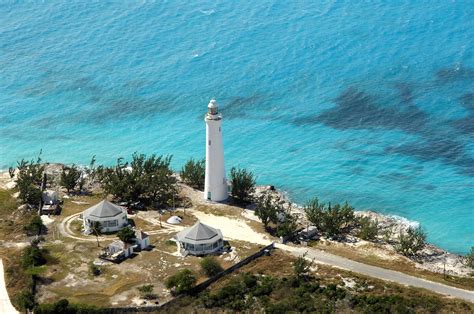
[254,185,471,277]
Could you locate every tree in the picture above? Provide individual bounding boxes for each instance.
[200,256,224,277]
[60,164,81,193]
[15,156,44,206]
[181,158,205,190]
[276,211,298,238]
[14,290,35,311]
[230,167,256,204]
[395,227,427,256]
[91,221,102,247]
[254,192,279,229]
[117,226,135,243]
[8,166,15,179]
[165,269,197,295]
[293,253,313,279]
[304,198,355,239]
[24,215,45,236]
[357,217,379,241]
[96,153,178,209]
[21,243,46,268]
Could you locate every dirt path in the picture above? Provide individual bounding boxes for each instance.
[0,259,18,314]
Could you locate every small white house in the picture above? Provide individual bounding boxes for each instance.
[134,230,150,250]
[82,200,128,233]
[175,221,224,256]
[101,240,134,262]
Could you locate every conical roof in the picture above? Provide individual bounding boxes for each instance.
[176,221,222,243]
[84,200,125,218]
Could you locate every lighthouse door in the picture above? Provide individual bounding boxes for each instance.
[207,192,211,200]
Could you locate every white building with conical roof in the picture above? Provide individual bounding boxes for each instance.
[82,200,128,233]
[204,99,228,202]
[175,221,224,256]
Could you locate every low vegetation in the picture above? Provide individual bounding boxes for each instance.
[137,284,158,300]
[16,156,44,206]
[304,198,355,239]
[23,215,45,236]
[200,256,223,277]
[229,166,255,204]
[35,299,101,314]
[357,216,379,241]
[117,226,135,243]
[180,158,205,190]
[60,164,82,194]
[395,226,427,256]
[165,269,197,295]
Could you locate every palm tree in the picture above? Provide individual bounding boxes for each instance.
[91,221,102,247]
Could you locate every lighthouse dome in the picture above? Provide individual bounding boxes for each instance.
[208,99,219,115]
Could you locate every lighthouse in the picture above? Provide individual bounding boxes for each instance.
[204,99,228,202]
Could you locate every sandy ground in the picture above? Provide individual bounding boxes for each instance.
[0,259,18,314]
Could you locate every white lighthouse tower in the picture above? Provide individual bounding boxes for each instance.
[204,99,228,202]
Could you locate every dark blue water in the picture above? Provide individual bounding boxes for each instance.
[1,1,473,253]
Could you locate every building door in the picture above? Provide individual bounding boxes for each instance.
[207,192,211,200]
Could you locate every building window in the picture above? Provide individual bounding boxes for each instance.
[109,220,118,227]
[219,127,221,132]
[208,140,211,146]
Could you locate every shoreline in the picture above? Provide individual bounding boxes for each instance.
[0,166,470,277]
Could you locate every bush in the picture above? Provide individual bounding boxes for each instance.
[117,226,135,243]
[165,269,197,295]
[60,164,81,193]
[357,216,379,241]
[16,157,44,206]
[24,215,45,236]
[15,290,35,311]
[200,256,223,277]
[181,158,205,190]
[35,299,102,314]
[21,243,46,269]
[89,263,101,276]
[229,167,255,204]
[137,284,158,300]
[96,153,178,208]
[304,198,355,238]
[395,227,427,256]
[254,191,279,228]
[293,253,312,279]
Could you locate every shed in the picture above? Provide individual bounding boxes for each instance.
[135,230,150,250]
[82,200,128,233]
[175,221,223,256]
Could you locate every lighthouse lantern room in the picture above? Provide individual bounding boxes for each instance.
[204,99,228,202]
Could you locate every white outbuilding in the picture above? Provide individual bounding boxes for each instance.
[134,230,150,250]
[175,221,224,256]
[82,200,128,233]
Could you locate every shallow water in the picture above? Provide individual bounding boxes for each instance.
[1,1,473,253]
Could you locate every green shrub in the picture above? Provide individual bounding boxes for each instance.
[304,198,355,238]
[395,226,426,256]
[89,263,100,276]
[24,215,45,236]
[60,164,81,193]
[229,167,255,204]
[357,216,379,241]
[200,256,223,277]
[15,290,35,311]
[181,158,205,190]
[137,284,158,300]
[15,156,44,206]
[117,226,135,243]
[165,269,197,295]
[21,243,46,269]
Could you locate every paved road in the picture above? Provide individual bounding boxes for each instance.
[279,245,474,303]
[0,259,18,314]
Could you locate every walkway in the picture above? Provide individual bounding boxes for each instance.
[280,245,474,303]
[0,259,18,314]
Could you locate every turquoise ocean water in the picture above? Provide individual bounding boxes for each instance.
[1,1,473,253]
